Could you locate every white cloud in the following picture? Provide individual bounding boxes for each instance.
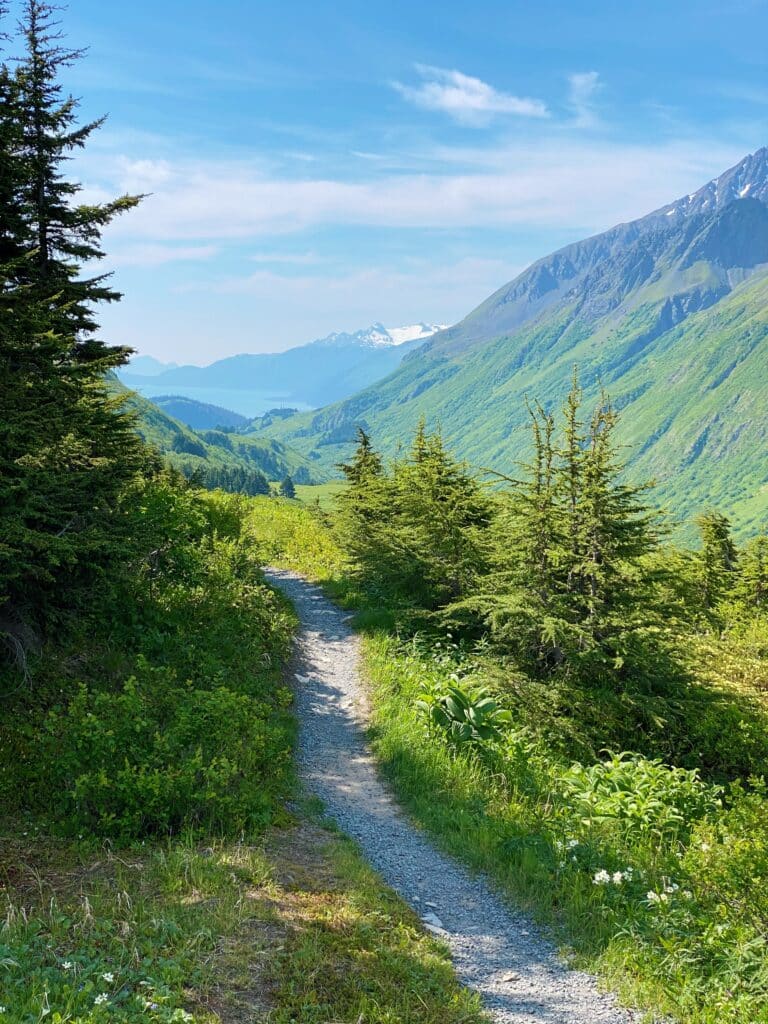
[568,71,602,127]
[394,65,549,124]
[92,137,743,247]
[109,243,218,267]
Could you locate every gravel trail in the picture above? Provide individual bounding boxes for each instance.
[266,568,642,1024]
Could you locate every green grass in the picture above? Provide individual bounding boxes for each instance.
[362,633,768,1024]
[0,809,487,1024]
[0,489,488,1022]
[248,496,768,1023]
[294,479,347,509]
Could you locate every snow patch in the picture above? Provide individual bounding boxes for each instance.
[385,322,448,345]
[739,182,753,197]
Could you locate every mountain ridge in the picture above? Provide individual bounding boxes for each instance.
[250,147,768,536]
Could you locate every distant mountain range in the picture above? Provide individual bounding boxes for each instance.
[116,380,316,486]
[251,148,768,537]
[118,323,445,418]
[150,395,250,430]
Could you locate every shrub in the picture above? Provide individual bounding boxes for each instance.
[41,662,293,838]
[560,751,721,842]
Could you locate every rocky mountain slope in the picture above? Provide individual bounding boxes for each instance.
[252,148,768,535]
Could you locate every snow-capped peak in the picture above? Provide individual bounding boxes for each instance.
[385,322,448,345]
[312,321,447,350]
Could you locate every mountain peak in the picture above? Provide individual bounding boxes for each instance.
[659,146,768,223]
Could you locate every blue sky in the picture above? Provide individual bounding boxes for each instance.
[10,0,768,362]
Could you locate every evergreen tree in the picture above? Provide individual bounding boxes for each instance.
[734,533,768,611]
[280,475,296,499]
[395,422,491,607]
[695,511,738,611]
[462,377,663,676]
[336,423,489,609]
[0,3,147,646]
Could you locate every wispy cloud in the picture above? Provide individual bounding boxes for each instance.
[108,243,218,267]
[568,71,602,127]
[91,137,742,249]
[394,65,549,124]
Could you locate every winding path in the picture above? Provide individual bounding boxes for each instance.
[266,568,642,1024]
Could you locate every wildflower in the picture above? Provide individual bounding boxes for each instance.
[664,883,679,894]
[700,842,711,852]
[94,994,109,1006]
[646,890,661,903]
[0,1007,7,1013]
[62,961,73,970]
[611,871,625,884]
[682,890,693,899]
[101,972,114,983]
[567,839,579,848]
[593,869,611,884]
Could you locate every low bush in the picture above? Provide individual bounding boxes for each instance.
[0,483,296,840]
[41,664,293,838]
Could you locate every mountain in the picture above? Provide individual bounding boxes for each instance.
[150,394,249,430]
[117,323,445,416]
[251,148,768,537]
[123,355,178,376]
[114,381,318,487]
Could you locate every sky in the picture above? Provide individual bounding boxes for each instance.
[6,0,768,362]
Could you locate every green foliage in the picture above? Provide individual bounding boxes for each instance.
[364,630,768,1024]
[279,474,296,498]
[1,483,297,839]
[416,681,512,750]
[560,752,720,843]
[41,665,292,838]
[335,422,491,610]
[456,375,665,677]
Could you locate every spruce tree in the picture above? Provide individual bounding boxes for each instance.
[463,377,664,677]
[0,2,147,645]
[280,475,296,499]
[695,511,738,612]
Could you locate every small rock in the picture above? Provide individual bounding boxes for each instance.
[421,912,444,929]
[423,922,449,937]
[502,971,520,983]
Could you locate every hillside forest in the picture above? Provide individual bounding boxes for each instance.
[3,4,768,1024]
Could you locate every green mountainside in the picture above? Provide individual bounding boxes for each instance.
[119,382,318,486]
[251,149,768,536]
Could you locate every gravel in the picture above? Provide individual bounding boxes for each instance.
[266,568,645,1024]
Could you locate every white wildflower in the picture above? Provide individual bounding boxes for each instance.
[646,890,661,903]
[94,994,109,1006]
[567,839,579,848]
[682,890,693,899]
[101,972,114,983]
[62,961,73,970]
[593,869,611,884]
[0,1007,7,1014]
[700,842,711,852]
[665,883,679,894]
[612,871,625,884]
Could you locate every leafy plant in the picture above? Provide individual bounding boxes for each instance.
[416,682,512,750]
[560,751,721,842]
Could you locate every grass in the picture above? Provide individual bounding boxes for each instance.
[362,633,768,1024]
[0,489,489,1023]
[294,480,347,509]
[0,808,487,1024]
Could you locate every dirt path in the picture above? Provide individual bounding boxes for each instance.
[266,568,642,1024]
